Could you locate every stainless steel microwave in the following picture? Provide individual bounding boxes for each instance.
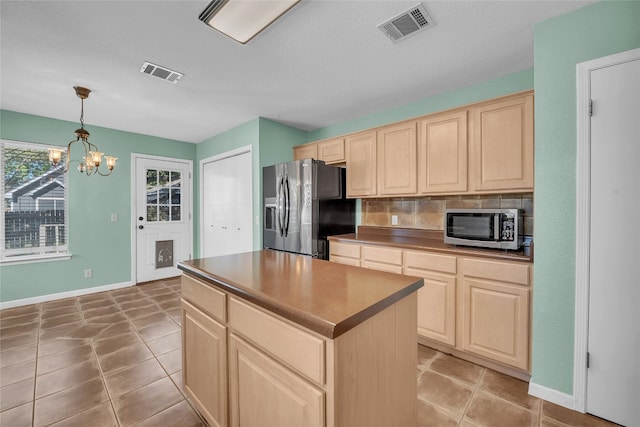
[444,208,523,250]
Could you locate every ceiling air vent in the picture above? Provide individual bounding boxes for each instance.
[378,3,434,43]
[140,62,184,84]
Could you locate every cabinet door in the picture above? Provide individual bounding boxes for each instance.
[182,300,227,427]
[461,278,529,370]
[318,138,345,164]
[418,110,468,194]
[293,144,318,161]
[377,122,417,195]
[228,333,324,427]
[470,93,534,192]
[345,131,377,197]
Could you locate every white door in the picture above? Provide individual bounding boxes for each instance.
[201,149,252,258]
[587,57,640,426]
[135,156,192,283]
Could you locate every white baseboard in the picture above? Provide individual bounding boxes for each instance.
[0,281,135,310]
[528,381,577,411]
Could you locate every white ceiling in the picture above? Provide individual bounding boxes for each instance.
[0,0,592,144]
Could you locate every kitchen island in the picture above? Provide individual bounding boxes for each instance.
[178,249,423,427]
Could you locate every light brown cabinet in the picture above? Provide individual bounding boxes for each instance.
[182,299,227,427]
[418,110,468,194]
[293,143,318,161]
[377,121,417,195]
[318,138,345,164]
[460,257,530,370]
[470,93,534,192]
[404,251,457,347]
[361,245,403,274]
[345,131,377,197]
[329,241,361,266]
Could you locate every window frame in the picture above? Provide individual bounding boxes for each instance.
[1,139,70,265]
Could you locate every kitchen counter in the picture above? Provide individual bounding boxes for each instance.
[329,226,532,262]
[178,249,423,338]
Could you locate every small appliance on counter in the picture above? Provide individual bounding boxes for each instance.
[263,159,355,260]
[444,208,523,250]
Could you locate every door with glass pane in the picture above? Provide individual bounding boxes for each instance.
[135,156,192,283]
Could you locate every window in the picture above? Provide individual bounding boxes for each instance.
[1,140,69,262]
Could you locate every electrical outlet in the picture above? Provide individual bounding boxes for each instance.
[391,215,398,225]
[84,269,93,279]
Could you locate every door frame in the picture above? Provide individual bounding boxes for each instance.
[574,47,640,412]
[199,145,253,257]
[130,153,194,284]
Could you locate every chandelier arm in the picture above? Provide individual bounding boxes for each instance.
[63,138,78,173]
[96,167,114,177]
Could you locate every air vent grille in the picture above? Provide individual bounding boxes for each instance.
[378,3,434,43]
[140,62,184,84]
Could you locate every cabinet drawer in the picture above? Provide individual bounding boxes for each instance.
[329,241,360,259]
[404,251,457,275]
[228,297,325,385]
[330,255,361,267]
[318,138,345,164]
[361,245,402,265]
[463,258,530,286]
[182,274,227,322]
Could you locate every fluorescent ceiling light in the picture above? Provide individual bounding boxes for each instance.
[199,0,301,44]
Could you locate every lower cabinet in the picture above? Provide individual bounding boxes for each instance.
[228,333,324,427]
[182,300,227,427]
[329,241,361,266]
[460,258,530,370]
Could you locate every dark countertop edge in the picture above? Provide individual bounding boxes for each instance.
[328,231,532,263]
[178,262,423,339]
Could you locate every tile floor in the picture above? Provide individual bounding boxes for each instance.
[0,279,621,427]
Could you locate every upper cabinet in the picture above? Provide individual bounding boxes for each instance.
[469,93,534,192]
[296,90,534,198]
[418,110,468,194]
[293,143,318,161]
[345,131,377,197]
[377,122,417,196]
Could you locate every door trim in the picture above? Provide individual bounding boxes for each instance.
[199,145,253,257]
[130,153,194,284]
[574,47,640,413]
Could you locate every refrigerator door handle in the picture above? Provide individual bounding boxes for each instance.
[284,174,290,237]
[277,175,285,237]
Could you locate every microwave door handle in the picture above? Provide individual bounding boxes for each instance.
[284,175,290,237]
[494,214,500,241]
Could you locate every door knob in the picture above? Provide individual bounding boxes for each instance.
[138,225,144,229]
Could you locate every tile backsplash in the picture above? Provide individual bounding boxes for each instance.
[361,193,534,236]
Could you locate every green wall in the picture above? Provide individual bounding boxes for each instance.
[0,110,195,303]
[531,0,640,395]
[194,117,305,257]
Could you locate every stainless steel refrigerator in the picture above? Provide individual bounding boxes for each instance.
[263,159,355,260]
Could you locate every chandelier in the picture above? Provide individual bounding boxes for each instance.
[49,86,117,176]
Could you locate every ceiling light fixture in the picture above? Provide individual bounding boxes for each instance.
[49,86,117,176]
[198,0,301,44]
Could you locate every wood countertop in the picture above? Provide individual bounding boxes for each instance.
[178,250,423,339]
[328,226,532,263]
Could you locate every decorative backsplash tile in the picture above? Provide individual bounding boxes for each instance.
[361,193,534,236]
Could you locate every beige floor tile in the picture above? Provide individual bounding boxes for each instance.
[38,338,89,358]
[33,377,109,426]
[103,358,166,398]
[0,331,37,350]
[0,322,38,339]
[37,343,94,375]
[39,321,83,341]
[48,401,118,427]
[0,401,33,427]
[0,343,37,368]
[417,397,459,427]
[97,341,153,374]
[118,298,155,311]
[0,311,39,327]
[417,370,473,417]
[157,348,182,375]
[40,313,83,329]
[170,371,186,397]
[40,305,79,320]
[137,319,180,341]
[130,312,172,330]
[479,369,540,411]
[463,391,538,427]
[125,305,162,320]
[146,331,181,356]
[94,321,135,340]
[81,305,122,320]
[94,331,142,358]
[417,344,438,367]
[79,298,117,311]
[1,304,40,319]
[60,323,111,339]
[0,377,34,412]
[0,359,35,387]
[35,358,101,399]
[41,298,76,311]
[112,377,183,426]
[85,312,128,324]
[429,353,485,386]
[134,400,206,427]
